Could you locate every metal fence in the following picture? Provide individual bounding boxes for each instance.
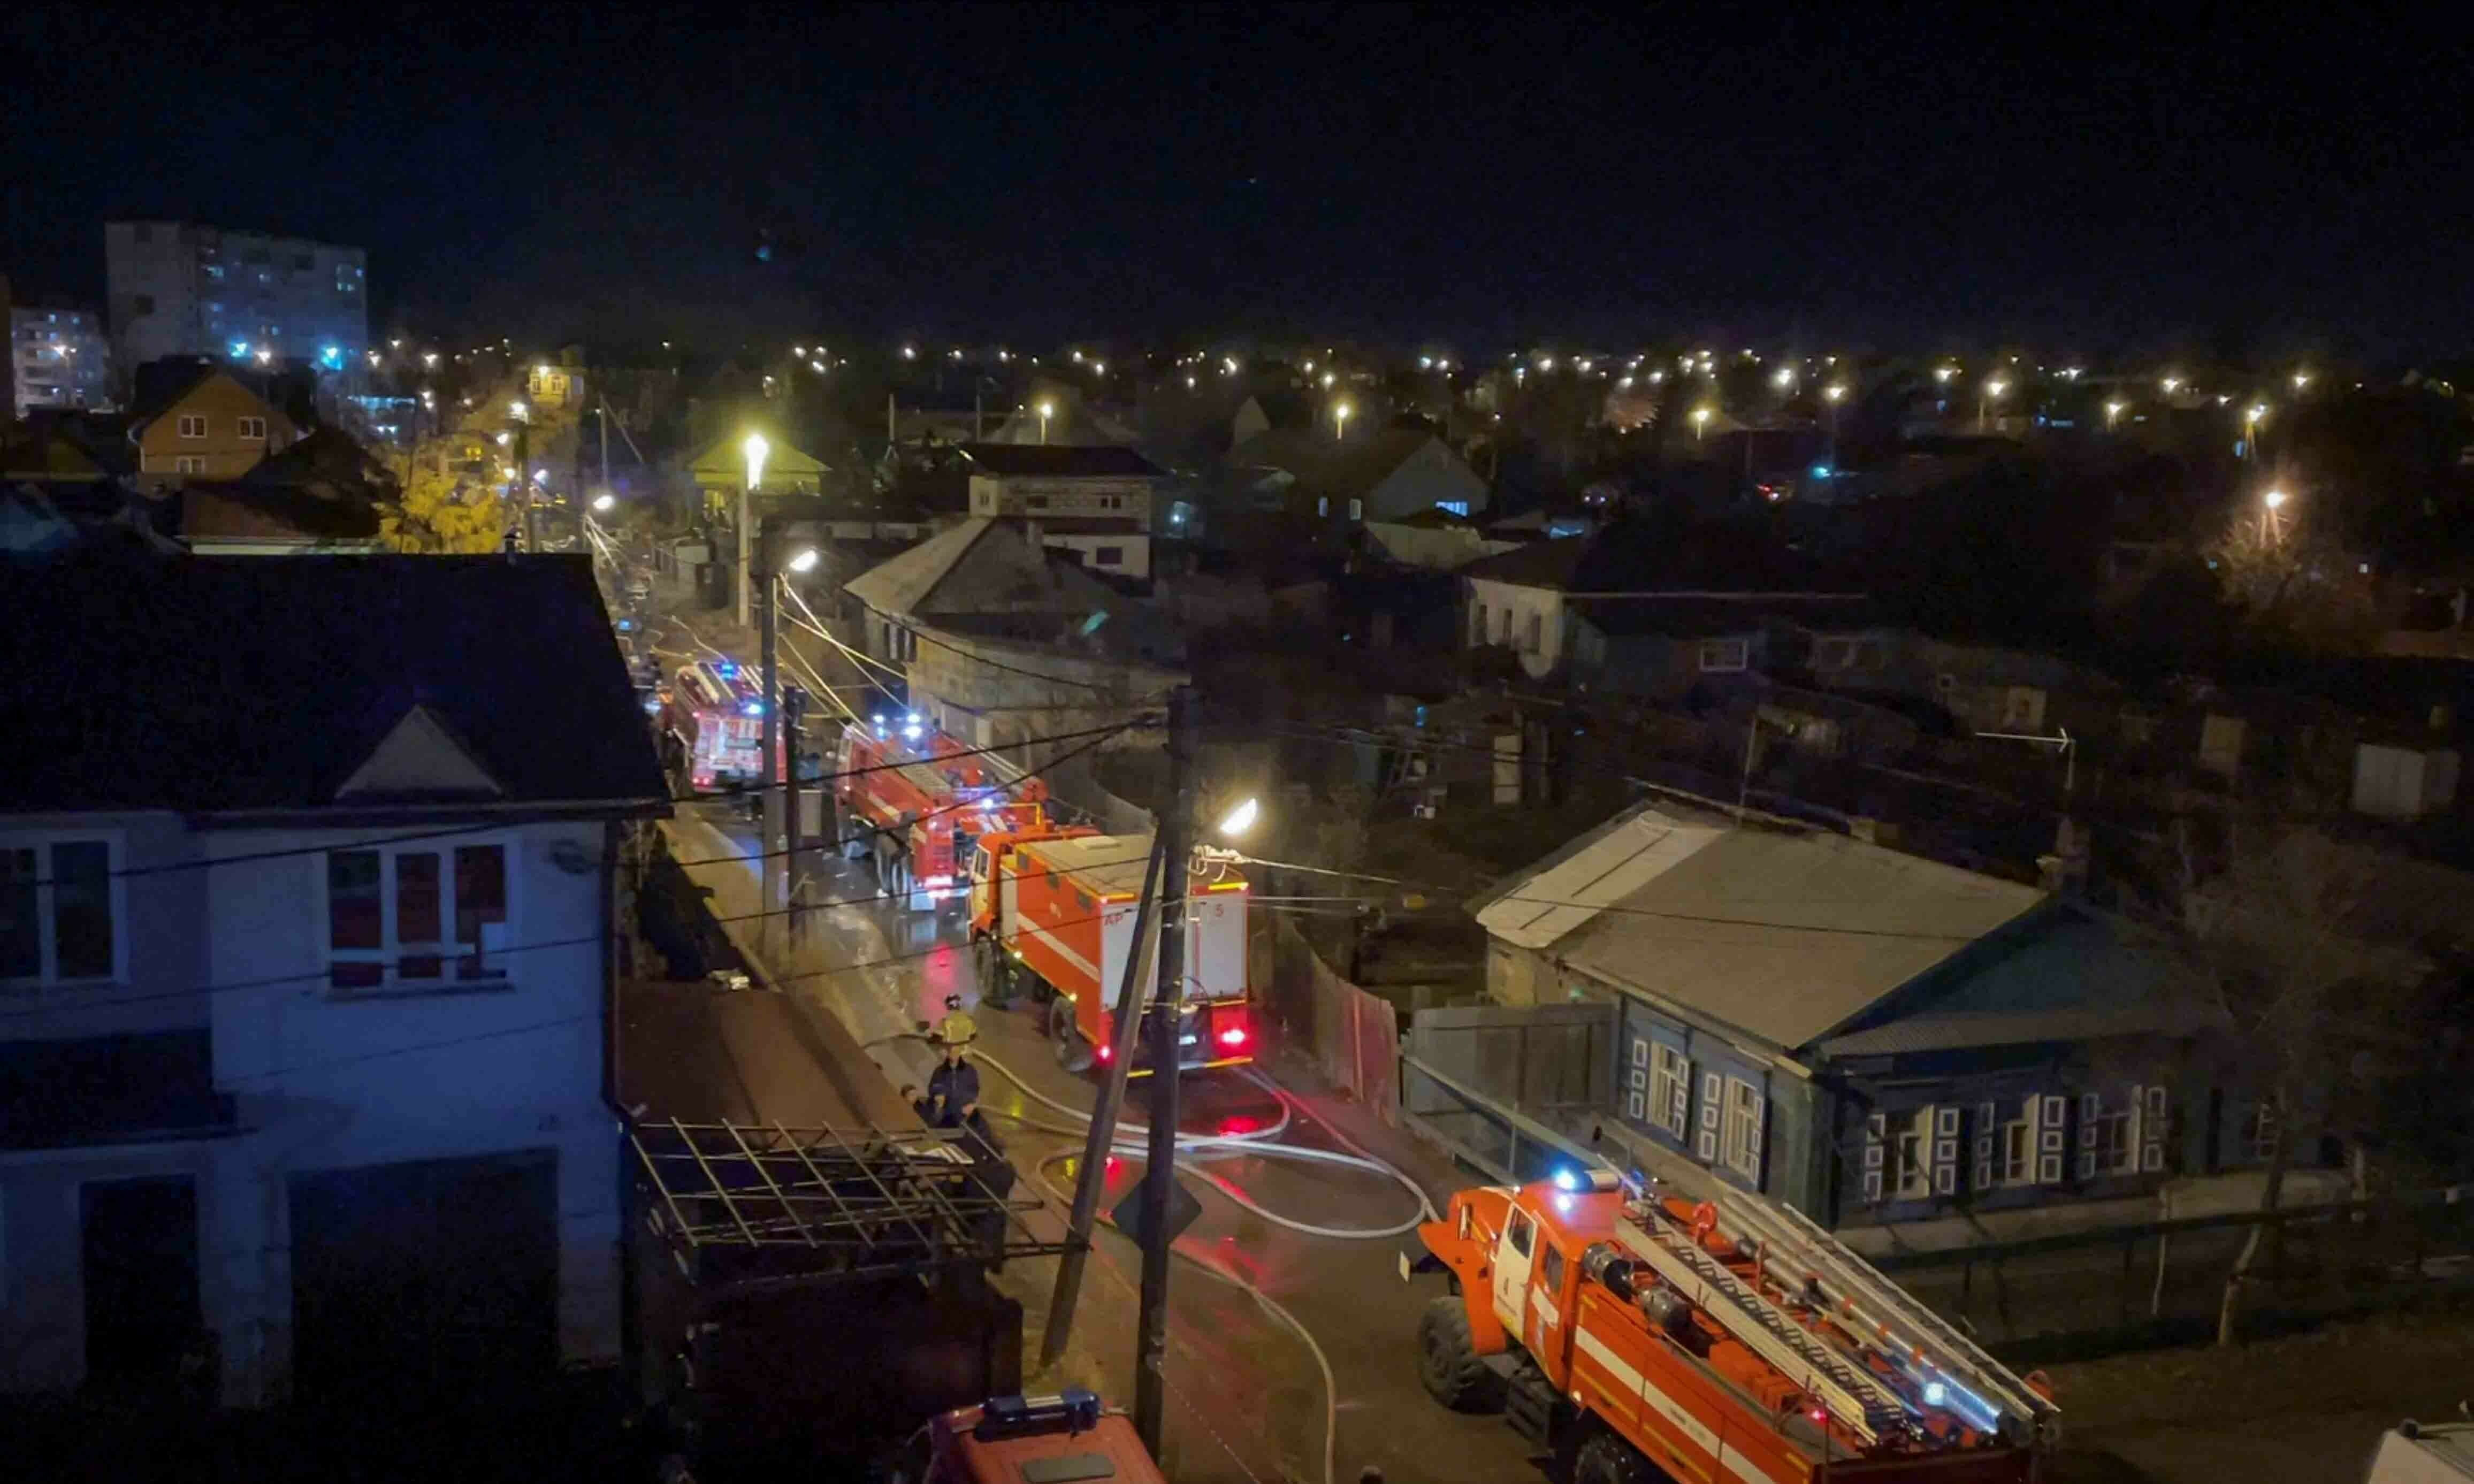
[1265,917,1401,1116]
[1392,1001,1617,1183]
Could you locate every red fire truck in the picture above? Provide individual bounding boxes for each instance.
[966,828,1254,1075]
[1403,1169,2060,1484]
[666,660,766,791]
[834,715,1050,913]
[922,1388,1163,1484]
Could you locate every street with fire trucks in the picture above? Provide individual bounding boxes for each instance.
[606,542,2458,1484]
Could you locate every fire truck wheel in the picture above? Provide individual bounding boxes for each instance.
[1416,1296,1504,1412]
[1573,1432,1655,1484]
[975,938,1011,1005]
[1049,999,1094,1073]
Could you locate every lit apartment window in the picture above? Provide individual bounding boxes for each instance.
[326,843,509,991]
[0,836,120,985]
[177,415,208,439]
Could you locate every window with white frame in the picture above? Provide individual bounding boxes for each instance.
[1523,612,1543,653]
[1721,1076,1765,1183]
[1698,638,1749,673]
[237,416,266,440]
[174,456,207,474]
[0,836,119,987]
[176,415,207,439]
[1347,498,1364,521]
[2077,1090,2141,1178]
[1650,1044,1690,1139]
[326,843,509,991]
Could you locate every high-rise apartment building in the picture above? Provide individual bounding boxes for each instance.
[11,304,116,416]
[104,221,368,377]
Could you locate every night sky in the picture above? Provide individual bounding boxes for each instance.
[6,4,2469,355]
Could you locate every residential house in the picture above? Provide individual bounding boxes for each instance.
[1230,388,1315,445]
[844,518,1183,752]
[127,364,297,483]
[960,441,1164,579]
[176,426,389,555]
[1221,426,1490,536]
[0,552,668,1405]
[1463,798,2255,1231]
[1460,519,1866,689]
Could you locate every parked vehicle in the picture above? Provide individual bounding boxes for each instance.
[835,714,1050,912]
[922,1389,1163,1484]
[1403,1168,2059,1484]
[967,828,1254,1075]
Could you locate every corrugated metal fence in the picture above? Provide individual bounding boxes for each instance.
[1265,917,1400,1119]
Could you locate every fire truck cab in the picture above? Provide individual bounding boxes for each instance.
[1404,1169,2059,1484]
[834,714,1049,913]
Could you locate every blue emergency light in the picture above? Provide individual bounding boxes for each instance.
[974,1387,1102,1441]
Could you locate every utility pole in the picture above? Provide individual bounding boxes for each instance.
[782,678,806,941]
[1039,837,1167,1370]
[1133,685,1195,1456]
[757,519,783,940]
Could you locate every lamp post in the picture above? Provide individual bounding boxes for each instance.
[2244,403,2269,464]
[1334,401,1351,441]
[1692,406,1713,442]
[2262,487,2287,545]
[1823,383,1846,468]
[738,432,769,628]
[1980,378,2007,433]
[2105,400,2126,432]
[1037,401,1054,446]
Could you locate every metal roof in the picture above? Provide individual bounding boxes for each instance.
[1484,800,2044,1051]
[843,517,1119,619]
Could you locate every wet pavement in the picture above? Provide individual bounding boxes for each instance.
[659,797,1539,1484]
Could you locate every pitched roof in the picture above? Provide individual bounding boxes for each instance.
[179,483,381,544]
[958,442,1161,478]
[1476,800,2044,1051]
[0,552,668,814]
[1571,594,1880,639]
[1462,536,1587,587]
[685,432,828,483]
[1225,426,1445,502]
[844,517,1119,619]
[1461,517,1859,596]
[240,425,388,489]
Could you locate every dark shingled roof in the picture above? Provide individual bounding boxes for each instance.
[958,442,1162,478]
[0,552,669,814]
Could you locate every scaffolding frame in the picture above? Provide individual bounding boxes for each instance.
[629,1116,1065,1293]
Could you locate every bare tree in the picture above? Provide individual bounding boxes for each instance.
[2159,822,2427,1344]
[2204,503,2381,654]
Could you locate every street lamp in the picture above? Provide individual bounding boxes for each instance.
[592,494,615,512]
[787,547,820,574]
[510,400,529,423]
[2262,487,2288,544]
[2161,376,2182,395]
[2244,403,2269,462]
[1692,406,1713,441]
[2292,371,2312,392]
[1037,401,1055,445]
[1771,366,1795,392]
[743,432,769,492]
[1980,378,2007,432]
[422,352,438,368]
[1334,402,1352,440]
[1217,797,1260,839]
[2105,400,2126,430]
[1934,365,1957,384]
[738,433,770,628]
[1823,383,1847,465]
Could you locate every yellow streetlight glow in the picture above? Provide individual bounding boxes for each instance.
[1771,366,1795,390]
[2263,488,2287,509]
[2292,371,2311,391]
[1037,401,1055,445]
[1334,402,1353,439]
[1691,406,1713,440]
[742,432,769,490]
[1986,379,2007,399]
[2162,376,2182,394]
[1321,371,1335,388]
[787,547,820,574]
[2105,400,2126,429]
[1824,384,1847,403]
[1934,365,1957,383]
[1218,797,1261,839]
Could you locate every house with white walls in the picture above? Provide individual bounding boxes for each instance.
[0,551,668,1406]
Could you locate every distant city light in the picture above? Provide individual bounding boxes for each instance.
[902,345,915,360]
[230,340,251,359]
[1771,366,1795,389]
[2162,376,2183,393]
[495,432,512,446]
[1934,366,1957,383]
[592,494,615,511]
[254,347,272,365]
[2292,371,2312,391]
[1824,384,1846,402]
[2263,488,2287,509]
[422,352,438,367]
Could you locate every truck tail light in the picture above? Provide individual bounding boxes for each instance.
[923,874,952,888]
[1218,1021,1249,1049]
[1095,1043,1113,1062]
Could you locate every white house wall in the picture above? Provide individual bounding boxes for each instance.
[1465,578,1568,678]
[193,819,617,1404]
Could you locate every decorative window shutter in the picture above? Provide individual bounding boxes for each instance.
[1973,1100,1997,1191]
[2036,1094,2068,1183]
[2142,1084,2170,1172]
[1696,1129,1718,1161]
[1862,1169,1883,1203]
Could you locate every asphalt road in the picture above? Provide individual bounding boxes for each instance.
[664,799,1540,1484]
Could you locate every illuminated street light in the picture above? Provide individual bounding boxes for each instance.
[592,494,615,512]
[1037,401,1055,445]
[532,468,549,486]
[1092,361,1105,376]
[787,547,820,574]
[510,400,529,422]
[1979,378,2007,432]
[1217,797,1261,839]
[1692,406,1713,440]
[2161,375,2183,394]
[2263,488,2287,509]
[254,346,272,365]
[1320,371,1336,389]
[2105,400,2126,430]
[1934,365,1957,383]
[1334,402,1353,440]
[2261,487,2288,544]
[494,431,512,447]
[422,352,438,368]
[1771,366,1795,391]
[902,345,916,360]
[2292,371,2312,392]
[1824,384,1847,402]
[743,432,769,491]
[2244,402,2270,463]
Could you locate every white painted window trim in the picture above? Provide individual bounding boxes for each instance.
[0,829,129,990]
[1698,638,1750,673]
[1720,1076,1764,1183]
[319,835,520,996]
[237,416,266,440]
[1650,1043,1690,1140]
[176,414,207,439]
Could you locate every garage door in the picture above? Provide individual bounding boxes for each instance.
[289,1150,558,1408]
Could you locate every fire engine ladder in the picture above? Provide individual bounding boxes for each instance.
[1614,1211,1908,1447]
[1714,1193,2055,1440]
